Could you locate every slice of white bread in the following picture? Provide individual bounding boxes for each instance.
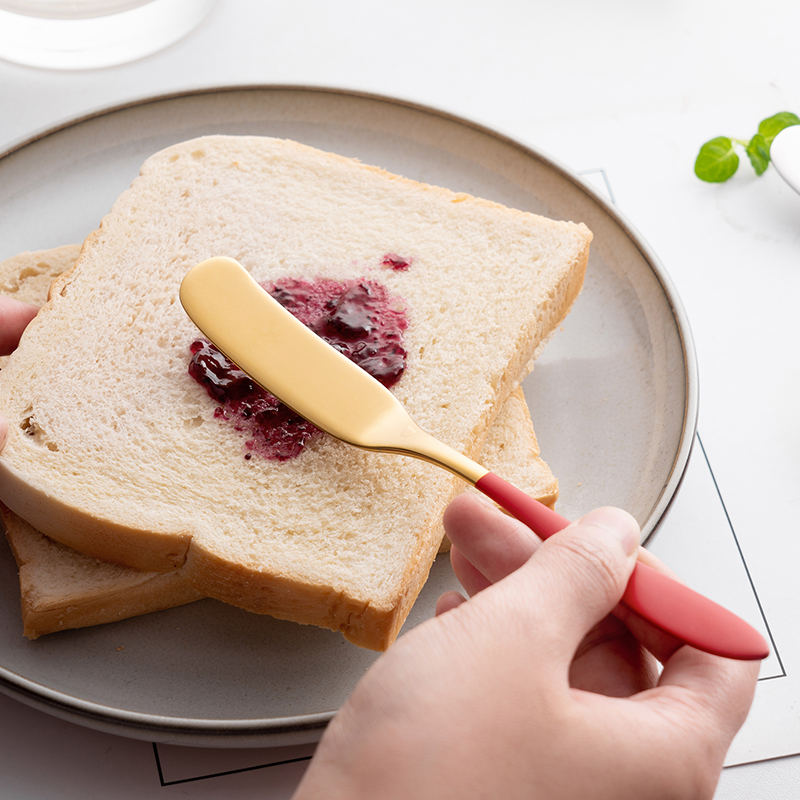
[0,246,557,639]
[0,136,589,649]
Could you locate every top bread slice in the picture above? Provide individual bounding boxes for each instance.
[0,136,589,650]
[0,245,557,640]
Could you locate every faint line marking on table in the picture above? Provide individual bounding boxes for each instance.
[152,742,312,787]
[696,433,786,681]
[578,165,783,680]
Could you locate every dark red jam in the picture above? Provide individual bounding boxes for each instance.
[382,253,411,271]
[188,277,408,461]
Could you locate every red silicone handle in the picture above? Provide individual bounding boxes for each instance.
[474,472,769,661]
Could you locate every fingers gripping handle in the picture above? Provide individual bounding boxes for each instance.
[474,472,769,661]
[475,471,571,539]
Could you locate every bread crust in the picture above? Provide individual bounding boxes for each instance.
[0,136,589,649]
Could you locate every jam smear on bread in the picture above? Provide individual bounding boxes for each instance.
[382,253,411,271]
[189,277,408,460]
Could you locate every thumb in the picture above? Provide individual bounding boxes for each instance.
[509,506,640,661]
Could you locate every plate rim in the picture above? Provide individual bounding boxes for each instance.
[0,84,699,744]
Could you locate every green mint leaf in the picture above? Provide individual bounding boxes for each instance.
[758,111,800,147]
[746,133,770,175]
[695,136,739,182]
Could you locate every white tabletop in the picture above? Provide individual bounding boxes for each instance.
[1,1,799,797]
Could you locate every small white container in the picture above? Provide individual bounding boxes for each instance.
[771,124,800,196]
[0,0,218,69]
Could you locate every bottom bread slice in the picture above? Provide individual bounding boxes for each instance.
[1,505,205,638]
[0,247,557,639]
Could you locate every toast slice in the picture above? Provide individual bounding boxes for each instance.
[0,246,557,639]
[0,245,559,638]
[0,137,589,649]
[0,243,81,318]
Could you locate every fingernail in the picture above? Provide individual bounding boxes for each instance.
[579,507,640,556]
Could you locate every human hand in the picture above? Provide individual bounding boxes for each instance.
[294,494,758,799]
[0,295,39,447]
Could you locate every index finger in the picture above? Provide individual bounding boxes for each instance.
[443,492,542,588]
[0,297,38,355]
[446,493,707,663]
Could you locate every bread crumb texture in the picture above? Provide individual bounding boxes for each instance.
[0,136,589,649]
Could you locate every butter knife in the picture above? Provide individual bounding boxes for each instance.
[180,256,769,661]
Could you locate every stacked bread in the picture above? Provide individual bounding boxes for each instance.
[0,137,589,649]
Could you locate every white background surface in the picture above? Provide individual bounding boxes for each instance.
[1,1,799,797]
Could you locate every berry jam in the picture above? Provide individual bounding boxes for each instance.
[382,253,411,271]
[188,277,408,461]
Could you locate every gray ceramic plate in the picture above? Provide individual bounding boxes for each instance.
[0,87,697,747]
